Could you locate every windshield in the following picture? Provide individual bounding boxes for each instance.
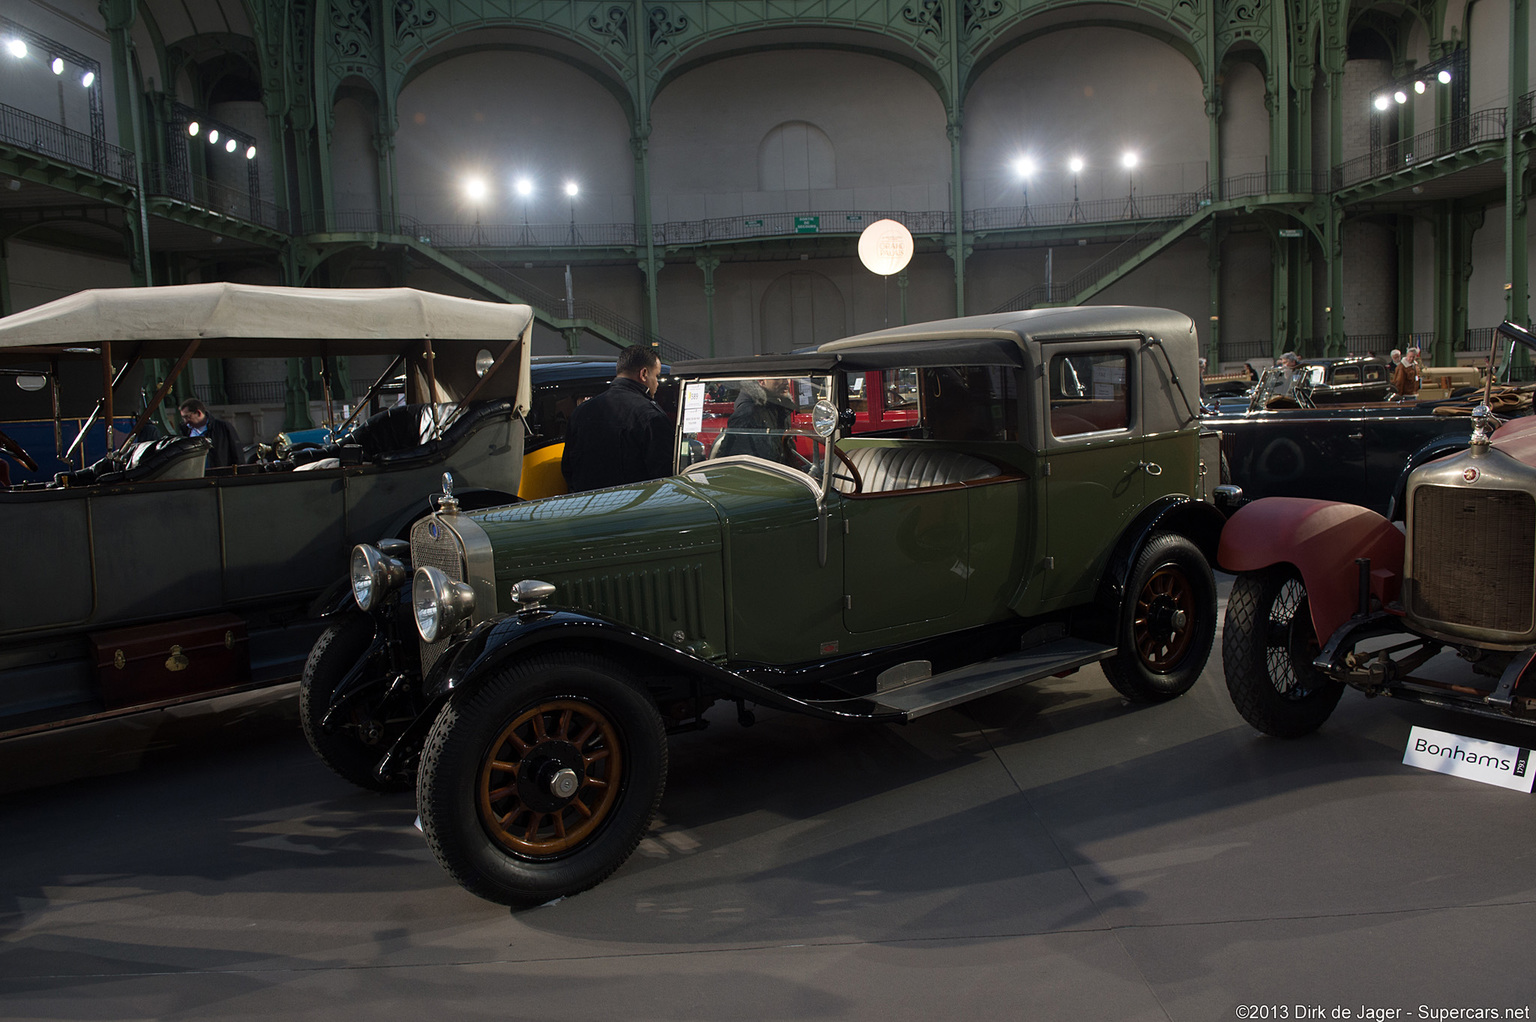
[678,374,836,481]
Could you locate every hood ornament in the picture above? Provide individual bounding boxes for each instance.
[1469,404,1498,449]
[436,470,460,513]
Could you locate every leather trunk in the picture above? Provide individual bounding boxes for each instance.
[90,614,252,710]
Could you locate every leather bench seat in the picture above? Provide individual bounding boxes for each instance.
[838,445,1000,494]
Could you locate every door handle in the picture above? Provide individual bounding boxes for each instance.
[1348,432,1365,440]
[1139,461,1163,476]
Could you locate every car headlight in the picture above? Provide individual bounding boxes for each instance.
[350,544,407,611]
[413,565,476,643]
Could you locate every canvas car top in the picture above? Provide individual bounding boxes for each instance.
[0,283,534,358]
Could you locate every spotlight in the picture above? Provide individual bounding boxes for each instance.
[5,39,27,59]
[187,121,200,136]
[515,177,533,198]
[1394,90,1408,104]
[224,138,237,153]
[1068,156,1084,173]
[564,180,578,198]
[464,176,488,201]
[1122,151,1139,169]
[51,57,62,75]
[80,70,93,87]
[1014,156,1036,178]
[245,145,257,160]
[1414,80,1426,94]
[207,129,219,143]
[1374,95,1390,111]
[1438,70,1452,84]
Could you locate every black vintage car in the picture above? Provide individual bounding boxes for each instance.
[1206,359,1503,518]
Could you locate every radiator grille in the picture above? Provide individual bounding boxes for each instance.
[1411,484,1536,634]
[410,516,466,675]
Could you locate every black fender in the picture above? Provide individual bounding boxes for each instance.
[309,574,358,619]
[433,609,904,722]
[1097,495,1228,615]
[1384,434,1470,521]
[380,487,520,541]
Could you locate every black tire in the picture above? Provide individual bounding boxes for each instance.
[417,652,667,906]
[299,615,414,793]
[1222,567,1345,737]
[1101,532,1218,702]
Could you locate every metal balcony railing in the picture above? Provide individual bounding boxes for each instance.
[0,101,134,183]
[144,163,289,231]
[1335,107,1508,188]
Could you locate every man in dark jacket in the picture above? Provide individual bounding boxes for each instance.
[561,345,672,492]
[177,397,241,469]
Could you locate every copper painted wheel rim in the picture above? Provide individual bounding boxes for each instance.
[1133,565,1196,671]
[477,699,622,857]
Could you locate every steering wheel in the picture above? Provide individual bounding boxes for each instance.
[830,445,862,494]
[0,427,39,473]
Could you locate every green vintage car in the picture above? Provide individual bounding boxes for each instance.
[310,306,1231,905]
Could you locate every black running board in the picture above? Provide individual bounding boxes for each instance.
[868,638,1116,721]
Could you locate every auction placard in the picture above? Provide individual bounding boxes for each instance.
[1402,726,1534,793]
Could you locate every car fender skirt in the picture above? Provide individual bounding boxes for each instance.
[432,610,905,723]
[1219,497,1404,642]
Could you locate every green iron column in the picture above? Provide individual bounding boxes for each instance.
[947,117,966,315]
[1206,225,1221,362]
[632,0,661,343]
[697,256,720,357]
[1507,0,1530,327]
[100,0,152,286]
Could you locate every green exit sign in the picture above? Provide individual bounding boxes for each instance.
[794,216,820,234]
[743,218,763,227]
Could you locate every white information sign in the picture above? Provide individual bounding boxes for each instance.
[1402,726,1534,793]
[682,382,706,434]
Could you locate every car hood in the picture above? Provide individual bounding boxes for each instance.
[470,463,820,582]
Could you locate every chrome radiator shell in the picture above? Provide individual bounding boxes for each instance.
[1403,444,1536,649]
[409,509,497,674]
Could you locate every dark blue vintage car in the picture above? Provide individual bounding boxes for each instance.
[1208,360,1513,518]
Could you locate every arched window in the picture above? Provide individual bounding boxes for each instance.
[758,121,835,191]
[760,271,845,349]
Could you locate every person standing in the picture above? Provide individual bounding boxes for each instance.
[1393,347,1422,398]
[178,397,241,468]
[561,345,672,492]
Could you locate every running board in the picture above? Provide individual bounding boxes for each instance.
[870,638,1116,721]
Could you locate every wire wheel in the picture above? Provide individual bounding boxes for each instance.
[1133,564,1197,671]
[479,699,623,857]
[1263,577,1325,699]
[1222,567,1345,737]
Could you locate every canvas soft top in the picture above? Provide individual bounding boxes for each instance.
[0,282,534,360]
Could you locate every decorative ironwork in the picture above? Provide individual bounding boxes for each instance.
[588,6,631,49]
[963,0,1005,35]
[902,1,944,38]
[648,6,689,48]
[332,0,377,59]
[394,0,441,48]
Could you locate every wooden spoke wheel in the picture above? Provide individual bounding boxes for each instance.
[479,699,623,857]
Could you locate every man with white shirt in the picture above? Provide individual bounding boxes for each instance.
[178,397,241,468]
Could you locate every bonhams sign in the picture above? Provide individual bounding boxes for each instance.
[1402,726,1534,792]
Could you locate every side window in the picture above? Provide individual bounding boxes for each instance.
[1049,353,1129,438]
[921,366,1018,441]
[1332,366,1360,385]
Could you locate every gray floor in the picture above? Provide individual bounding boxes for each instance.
[3,580,1534,1021]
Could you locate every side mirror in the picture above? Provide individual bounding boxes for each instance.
[14,374,48,392]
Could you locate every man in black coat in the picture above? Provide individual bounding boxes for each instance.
[561,345,672,492]
[177,397,242,469]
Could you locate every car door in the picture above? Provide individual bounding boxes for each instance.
[1040,344,1142,605]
